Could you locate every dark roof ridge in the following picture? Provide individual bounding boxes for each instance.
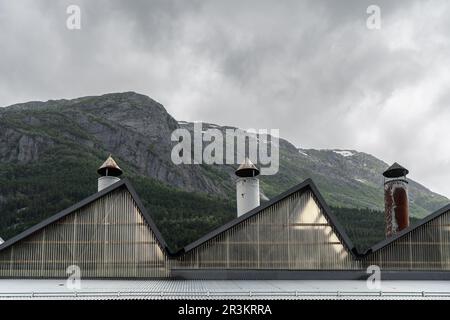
[3,177,449,261]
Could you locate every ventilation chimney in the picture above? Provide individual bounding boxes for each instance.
[383,162,409,237]
[97,155,123,192]
[235,158,260,217]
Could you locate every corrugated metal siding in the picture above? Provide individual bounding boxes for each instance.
[0,189,170,278]
[363,209,450,270]
[176,190,359,270]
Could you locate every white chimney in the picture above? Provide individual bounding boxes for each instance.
[97,155,123,191]
[235,158,260,217]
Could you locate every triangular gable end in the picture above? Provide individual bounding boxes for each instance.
[176,182,359,270]
[0,181,170,278]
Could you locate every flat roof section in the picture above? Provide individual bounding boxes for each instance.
[0,279,449,300]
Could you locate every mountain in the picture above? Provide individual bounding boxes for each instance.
[284,148,447,217]
[0,92,447,251]
[178,122,447,217]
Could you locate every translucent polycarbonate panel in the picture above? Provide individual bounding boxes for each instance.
[176,190,360,270]
[363,210,450,270]
[0,188,169,278]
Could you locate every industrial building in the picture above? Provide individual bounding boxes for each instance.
[0,156,449,280]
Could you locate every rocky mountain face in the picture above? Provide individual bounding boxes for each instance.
[0,92,447,220]
[0,92,229,194]
[170,122,448,218]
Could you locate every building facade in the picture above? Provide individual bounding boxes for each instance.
[0,178,450,279]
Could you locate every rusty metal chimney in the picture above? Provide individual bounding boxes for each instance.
[383,162,409,238]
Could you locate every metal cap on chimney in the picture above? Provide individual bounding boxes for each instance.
[235,158,260,177]
[97,155,123,177]
[383,162,409,179]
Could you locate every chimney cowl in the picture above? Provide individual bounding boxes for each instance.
[383,162,409,179]
[97,155,123,177]
[235,158,260,177]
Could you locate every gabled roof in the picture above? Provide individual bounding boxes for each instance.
[0,178,358,259]
[3,176,449,261]
[365,203,450,255]
[178,178,358,257]
[0,179,171,255]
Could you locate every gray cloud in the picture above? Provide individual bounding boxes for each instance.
[1,0,450,196]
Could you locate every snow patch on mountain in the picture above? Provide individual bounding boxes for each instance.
[298,149,309,157]
[333,150,355,157]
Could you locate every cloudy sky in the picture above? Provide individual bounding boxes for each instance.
[1,0,450,196]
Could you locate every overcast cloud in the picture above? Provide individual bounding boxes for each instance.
[1,0,450,197]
